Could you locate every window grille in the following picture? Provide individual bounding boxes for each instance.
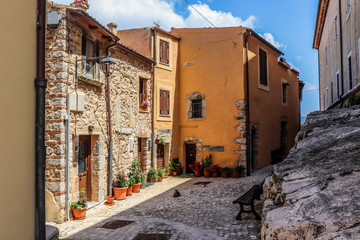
[187,99,202,118]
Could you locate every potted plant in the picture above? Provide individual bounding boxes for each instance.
[220,167,233,178]
[147,168,158,183]
[189,161,203,177]
[162,167,169,178]
[126,175,134,196]
[169,161,183,176]
[157,168,165,182]
[113,173,129,200]
[210,165,221,178]
[71,188,87,220]
[202,154,212,178]
[131,158,142,193]
[105,195,115,206]
[139,101,150,111]
[155,135,166,145]
[233,161,246,178]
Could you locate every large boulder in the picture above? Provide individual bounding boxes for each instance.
[261,106,360,240]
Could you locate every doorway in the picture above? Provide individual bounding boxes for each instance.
[78,135,91,201]
[157,144,165,169]
[185,143,196,173]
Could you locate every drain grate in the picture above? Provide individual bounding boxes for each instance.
[101,220,134,229]
[193,181,212,185]
[133,234,170,240]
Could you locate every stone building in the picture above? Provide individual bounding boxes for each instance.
[116,27,180,170]
[45,0,154,222]
[171,27,303,174]
[314,0,360,109]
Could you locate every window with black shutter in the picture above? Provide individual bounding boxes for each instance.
[159,39,169,64]
[191,99,202,118]
[160,90,170,116]
[81,35,98,79]
[259,48,268,87]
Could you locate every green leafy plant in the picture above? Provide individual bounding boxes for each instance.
[71,188,87,209]
[113,173,129,188]
[169,161,184,175]
[131,158,142,184]
[147,168,158,182]
[157,168,165,178]
[202,154,213,171]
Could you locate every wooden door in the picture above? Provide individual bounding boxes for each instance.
[185,144,196,173]
[78,135,91,200]
[157,144,165,169]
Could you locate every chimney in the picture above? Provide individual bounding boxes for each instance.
[107,23,118,34]
[70,0,89,12]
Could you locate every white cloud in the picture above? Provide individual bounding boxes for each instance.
[260,33,286,50]
[184,3,257,28]
[53,0,256,30]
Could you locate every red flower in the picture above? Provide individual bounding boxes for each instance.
[136,174,138,176]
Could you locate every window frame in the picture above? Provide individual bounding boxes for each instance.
[139,77,148,110]
[81,34,99,80]
[159,39,170,65]
[336,70,340,99]
[334,15,338,41]
[258,48,269,91]
[159,89,170,116]
[190,99,203,119]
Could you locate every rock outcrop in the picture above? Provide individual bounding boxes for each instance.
[261,106,360,240]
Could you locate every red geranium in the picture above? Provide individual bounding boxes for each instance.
[189,162,203,172]
[210,164,221,174]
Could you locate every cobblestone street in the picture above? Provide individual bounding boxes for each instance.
[50,166,272,240]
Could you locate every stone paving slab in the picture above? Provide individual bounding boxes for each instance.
[49,166,273,240]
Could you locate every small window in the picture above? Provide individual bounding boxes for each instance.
[348,55,353,89]
[138,138,142,154]
[259,48,268,87]
[191,99,202,118]
[139,78,148,109]
[282,82,289,105]
[160,90,170,116]
[159,40,169,65]
[81,35,99,79]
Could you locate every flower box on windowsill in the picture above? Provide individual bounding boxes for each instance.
[139,106,148,111]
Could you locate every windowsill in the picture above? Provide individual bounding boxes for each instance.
[188,117,205,121]
[282,102,288,107]
[78,74,104,87]
[157,63,172,71]
[139,110,149,113]
[159,114,171,117]
[258,84,269,92]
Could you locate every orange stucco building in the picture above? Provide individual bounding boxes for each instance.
[117,27,180,170]
[171,27,303,173]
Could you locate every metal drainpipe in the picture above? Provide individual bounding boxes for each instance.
[106,41,117,196]
[35,0,47,239]
[151,29,157,168]
[244,32,251,176]
[65,15,71,221]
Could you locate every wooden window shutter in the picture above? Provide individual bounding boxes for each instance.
[95,41,99,62]
[159,40,164,63]
[259,49,268,86]
[166,91,170,115]
[160,90,164,115]
[165,41,169,64]
[143,79,147,101]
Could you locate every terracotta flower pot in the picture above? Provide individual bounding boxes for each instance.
[233,172,241,178]
[194,170,201,177]
[172,171,177,176]
[158,177,162,182]
[126,186,133,196]
[139,106,147,111]
[132,183,141,193]
[221,172,229,178]
[72,206,87,220]
[213,172,219,178]
[165,173,169,178]
[151,179,155,183]
[113,187,127,200]
[204,171,210,178]
[105,196,115,206]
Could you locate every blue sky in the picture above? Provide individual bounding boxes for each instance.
[54,0,320,119]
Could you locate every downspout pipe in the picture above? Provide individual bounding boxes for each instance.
[244,32,251,176]
[35,0,47,239]
[339,0,345,96]
[106,41,117,196]
[151,29,157,168]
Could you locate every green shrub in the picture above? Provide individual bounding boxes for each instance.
[147,168,158,182]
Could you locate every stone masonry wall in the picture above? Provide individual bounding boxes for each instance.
[234,100,247,167]
[45,2,152,222]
